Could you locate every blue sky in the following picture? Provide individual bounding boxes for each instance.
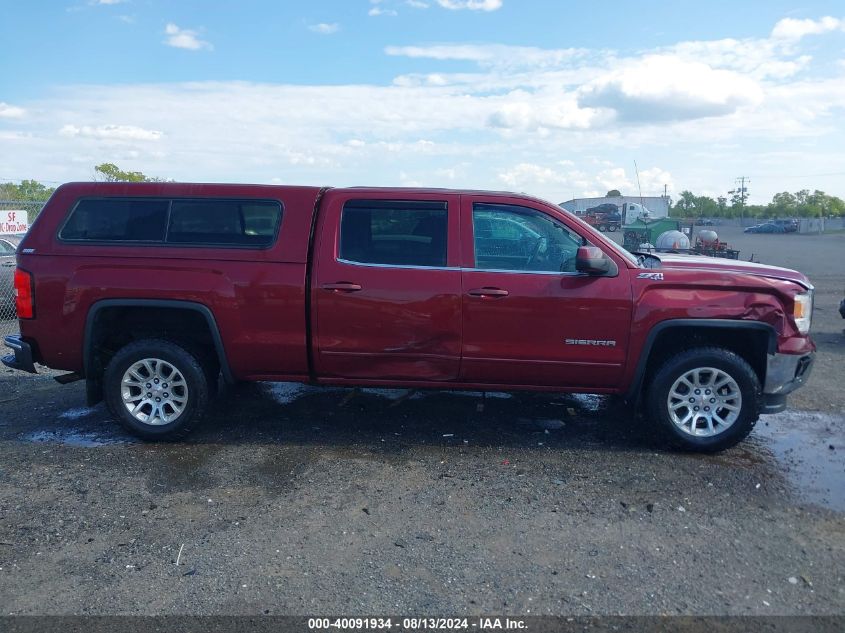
[2,0,845,202]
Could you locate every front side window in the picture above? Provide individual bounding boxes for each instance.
[473,203,583,272]
[60,199,169,242]
[340,199,448,267]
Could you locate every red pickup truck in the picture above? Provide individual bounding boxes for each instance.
[4,182,815,451]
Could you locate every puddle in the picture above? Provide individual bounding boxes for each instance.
[567,393,606,412]
[265,382,314,405]
[25,429,135,447]
[59,407,98,420]
[745,410,844,511]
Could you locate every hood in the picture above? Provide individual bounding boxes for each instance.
[652,253,812,289]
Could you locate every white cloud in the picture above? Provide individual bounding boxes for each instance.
[163,23,212,51]
[369,7,398,16]
[0,102,26,119]
[436,0,502,10]
[498,163,572,187]
[407,0,429,7]
[578,55,763,122]
[91,0,128,5]
[488,93,604,131]
[385,43,587,70]
[309,22,340,34]
[771,16,842,41]
[498,162,673,197]
[59,124,163,141]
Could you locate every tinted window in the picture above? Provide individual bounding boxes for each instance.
[60,199,168,242]
[473,203,583,272]
[60,197,282,247]
[340,200,448,267]
[167,200,281,247]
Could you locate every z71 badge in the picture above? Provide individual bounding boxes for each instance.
[637,272,664,280]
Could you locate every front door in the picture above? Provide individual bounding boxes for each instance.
[312,192,462,382]
[459,196,633,389]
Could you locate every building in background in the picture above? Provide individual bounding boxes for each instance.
[560,195,671,218]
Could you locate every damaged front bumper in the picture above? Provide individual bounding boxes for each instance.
[760,352,814,414]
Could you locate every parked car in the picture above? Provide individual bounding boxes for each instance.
[744,222,786,234]
[585,202,619,216]
[3,182,815,452]
[695,218,715,226]
[0,235,22,320]
[771,218,799,233]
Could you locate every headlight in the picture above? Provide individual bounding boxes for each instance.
[793,291,813,334]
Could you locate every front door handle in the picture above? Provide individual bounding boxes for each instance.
[322,282,363,292]
[468,287,509,298]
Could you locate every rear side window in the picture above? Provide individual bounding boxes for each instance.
[60,197,282,248]
[167,200,281,247]
[60,199,169,242]
[340,199,448,267]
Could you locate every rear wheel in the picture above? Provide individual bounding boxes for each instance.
[607,224,618,232]
[598,224,607,232]
[104,339,209,440]
[646,347,760,452]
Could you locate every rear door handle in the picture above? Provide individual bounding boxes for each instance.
[467,287,509,298]
[322,282,363,292]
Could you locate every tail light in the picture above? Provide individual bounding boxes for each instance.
[14,268,34,319]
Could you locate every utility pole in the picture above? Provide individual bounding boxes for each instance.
[731,177,750,225]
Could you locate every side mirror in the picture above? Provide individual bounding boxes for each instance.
[576,246,611,275]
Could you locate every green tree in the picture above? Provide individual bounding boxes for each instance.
[670,190,697,217]
[770,192,797,216]
[0,179,56,201]
[94,163,164,183]
[605,189,622,197]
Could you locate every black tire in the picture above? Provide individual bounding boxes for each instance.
[646,347,760,452]
[104,338,209,441]
[607,224,618,232]
[598,224,607,232]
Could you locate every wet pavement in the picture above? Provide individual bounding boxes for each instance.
[0,371,843,615]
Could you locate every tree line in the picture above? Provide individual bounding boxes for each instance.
[669,189,845,219]
[0,164,163,205]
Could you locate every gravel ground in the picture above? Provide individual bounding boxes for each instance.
[0,228,842,616]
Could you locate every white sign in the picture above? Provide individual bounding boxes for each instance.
[0,210,28,234]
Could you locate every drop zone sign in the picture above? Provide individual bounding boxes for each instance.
[0,210,28,234]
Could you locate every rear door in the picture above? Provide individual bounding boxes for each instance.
[312,191,462,381]
[459,195,633,389]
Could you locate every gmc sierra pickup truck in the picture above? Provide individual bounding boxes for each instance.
[4,182,815,451]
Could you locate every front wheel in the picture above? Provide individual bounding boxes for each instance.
[646,347,760,452]
[104,339,210,441]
